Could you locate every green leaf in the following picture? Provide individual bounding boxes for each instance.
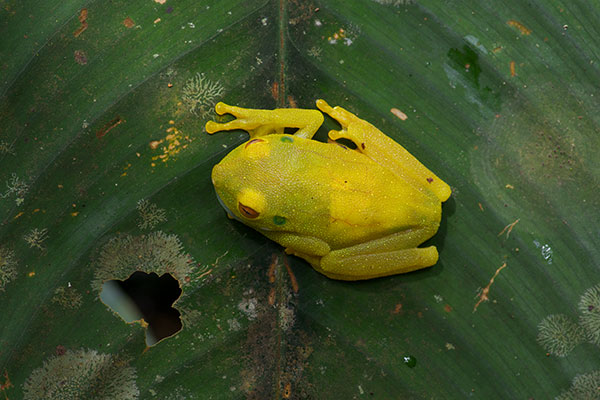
[1,0,598,398]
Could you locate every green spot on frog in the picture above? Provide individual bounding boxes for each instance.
[403,355,417,368]
[273,215,287,225]
[280,136,293,143]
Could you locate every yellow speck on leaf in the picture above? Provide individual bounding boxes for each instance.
[13,211,24,220]
[507,20,531,35]
[390,108,408,121]
[123,17,135,28]
[510,61,516,77]
[150,123,194,167]
[71,212,79,217]
[28,271,35,277]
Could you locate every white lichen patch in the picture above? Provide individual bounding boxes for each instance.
[227,318,241,331]
[307,46,322,59]
[372,0,415,6]
[537,314,586,357]
[578,283,600,345]
[278,305,295,331]
[181,73,224,117]
[179,306,202,327]
[1,173,29,204]
[0,245,18,291]
[51,286,83,309]
[238,297,258,320]
[136,199,167,230]
[0,141,15,155]
[23,228,49,250]
[91,231,196,297]
[23,348,139,399]
[556,370,600,400]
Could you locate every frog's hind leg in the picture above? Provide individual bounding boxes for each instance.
[318,225,441,280]
[316,99,451,202]
[206,102,324,139]
[320,247,439,280]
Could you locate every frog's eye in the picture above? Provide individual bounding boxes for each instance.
[245,138,265,148]
[239,202,260,219]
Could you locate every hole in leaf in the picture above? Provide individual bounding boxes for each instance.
[100,271,182,346]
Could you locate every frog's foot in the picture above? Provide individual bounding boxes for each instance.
[207,102,324,139]
[316,99,370,149]
[316,99,362,129]
[317,99,451,202]
[205,102,266,137]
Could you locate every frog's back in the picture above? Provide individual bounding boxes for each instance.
[267,135,441,249]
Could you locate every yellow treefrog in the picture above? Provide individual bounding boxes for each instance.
[205,100,451,280]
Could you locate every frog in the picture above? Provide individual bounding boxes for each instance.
[205,100,451,280]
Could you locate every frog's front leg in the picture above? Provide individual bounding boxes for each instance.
[315,225,440,280]
[262,231,330,258]
[206,102,324,139]
[316,99,451,202]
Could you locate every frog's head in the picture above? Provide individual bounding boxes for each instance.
[211,138,289,231]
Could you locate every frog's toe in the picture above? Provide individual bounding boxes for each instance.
[214,102,231,115]
[316,99,334,114]
[327,129,345,141]
[205,121,221,134]
[317,99,356,128]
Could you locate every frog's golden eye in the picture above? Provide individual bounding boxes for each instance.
[239,202,260,219]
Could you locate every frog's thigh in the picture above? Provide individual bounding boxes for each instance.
[320,246,438,280]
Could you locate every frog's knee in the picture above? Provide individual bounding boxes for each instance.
[419,246,439,266]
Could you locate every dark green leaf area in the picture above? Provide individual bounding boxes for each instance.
[1,0,599,398]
